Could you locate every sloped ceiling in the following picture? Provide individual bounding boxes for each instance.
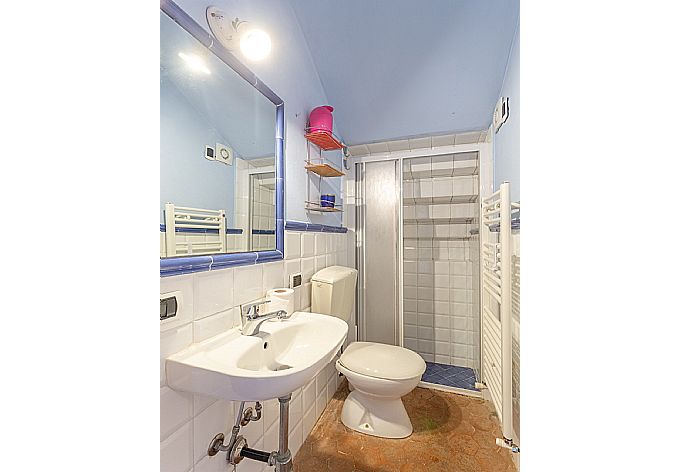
[288,0,519,145]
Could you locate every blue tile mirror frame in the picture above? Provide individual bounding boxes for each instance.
[160,0,285,277]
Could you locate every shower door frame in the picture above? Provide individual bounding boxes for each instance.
[354,141,492,375]
[248,171,276,252]
[355,160,404,346]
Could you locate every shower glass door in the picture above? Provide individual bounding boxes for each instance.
[355,160,400,346]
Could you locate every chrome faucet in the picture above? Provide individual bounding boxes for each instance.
[240,300,291,336]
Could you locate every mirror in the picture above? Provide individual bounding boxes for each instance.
[160,9,279,259]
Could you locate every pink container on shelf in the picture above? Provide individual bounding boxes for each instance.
[308,105,334,133]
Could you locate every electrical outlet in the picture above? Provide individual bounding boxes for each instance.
[290,273,302,288]
[160,292,181,322]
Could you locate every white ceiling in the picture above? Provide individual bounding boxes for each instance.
[288,0,519,145]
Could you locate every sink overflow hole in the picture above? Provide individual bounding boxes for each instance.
[263,342,268,349]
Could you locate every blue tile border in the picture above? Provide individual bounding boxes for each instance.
[209,251,257,270]
[285,220,348,234]
[160,224,243,235]
[160,255,213,277]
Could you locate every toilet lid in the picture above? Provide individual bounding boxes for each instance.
[339,342,426,380]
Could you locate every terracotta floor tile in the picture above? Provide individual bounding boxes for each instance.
[293,381,519,472]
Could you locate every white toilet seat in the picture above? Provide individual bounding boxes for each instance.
[338,341,426,380]
[336,342,425,438]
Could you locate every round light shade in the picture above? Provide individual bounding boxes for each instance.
[240,29,271,61]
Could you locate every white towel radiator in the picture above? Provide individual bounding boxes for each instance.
[480,181,517,442]
[164,203,227,256]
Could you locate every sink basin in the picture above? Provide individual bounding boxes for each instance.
[166,311,349,401]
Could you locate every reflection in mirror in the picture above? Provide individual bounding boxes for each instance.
[160,11,276,258]
[249,170,276,251]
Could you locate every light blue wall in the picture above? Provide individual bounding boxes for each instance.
[173,0,343,227]
[160,79,236,226]
[493,21,520,201]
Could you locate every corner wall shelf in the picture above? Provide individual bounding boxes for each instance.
[305,129,345,150]
[305,201,343,213]
[305,163,345,177]
[304,127,347,215]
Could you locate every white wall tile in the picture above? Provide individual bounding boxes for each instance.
[283,259,301,287]
[302,404,317,441]
[263,417,280,456]
[161,386,193,441]
[193,400,234,463]
[316,388,326,419]
[302,282,312,309]
[195,455,227,472]
[193,394,216,416]
[234,265,263,306]
[315,233,328,255]
[302,378,316,411]
[160,421,193,472]
[262,261,285,292]
[193,308,234,342]
[288,390,303,432]
[285,232,300,260]
[327,373,337,400]
[291,285,303,313]
[161,323,193,386]
[300,257,315,281]
[262,398,280,432]
[339,250,348,269]
[315,255,327,272]
[300,233,315,257]
[193,269,234,320]
[289,420,304,456]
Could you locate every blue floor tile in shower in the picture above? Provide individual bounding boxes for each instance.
[421,361,478,391]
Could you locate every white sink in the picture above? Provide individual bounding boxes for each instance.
[166,311,348,401]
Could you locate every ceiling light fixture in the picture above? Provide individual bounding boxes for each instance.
[206,6,272,61]
[240,28,271,62]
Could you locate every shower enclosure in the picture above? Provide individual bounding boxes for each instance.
[355,152,481,393]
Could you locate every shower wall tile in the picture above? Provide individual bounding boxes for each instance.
[402,159,480,372]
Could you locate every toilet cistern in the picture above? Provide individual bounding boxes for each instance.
[240,300,291,336]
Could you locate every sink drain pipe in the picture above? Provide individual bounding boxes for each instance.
[272,394,293,472]
[207,395,294,472]
[240,446,272,462]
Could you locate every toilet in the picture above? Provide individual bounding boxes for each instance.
[312,266,426,439]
